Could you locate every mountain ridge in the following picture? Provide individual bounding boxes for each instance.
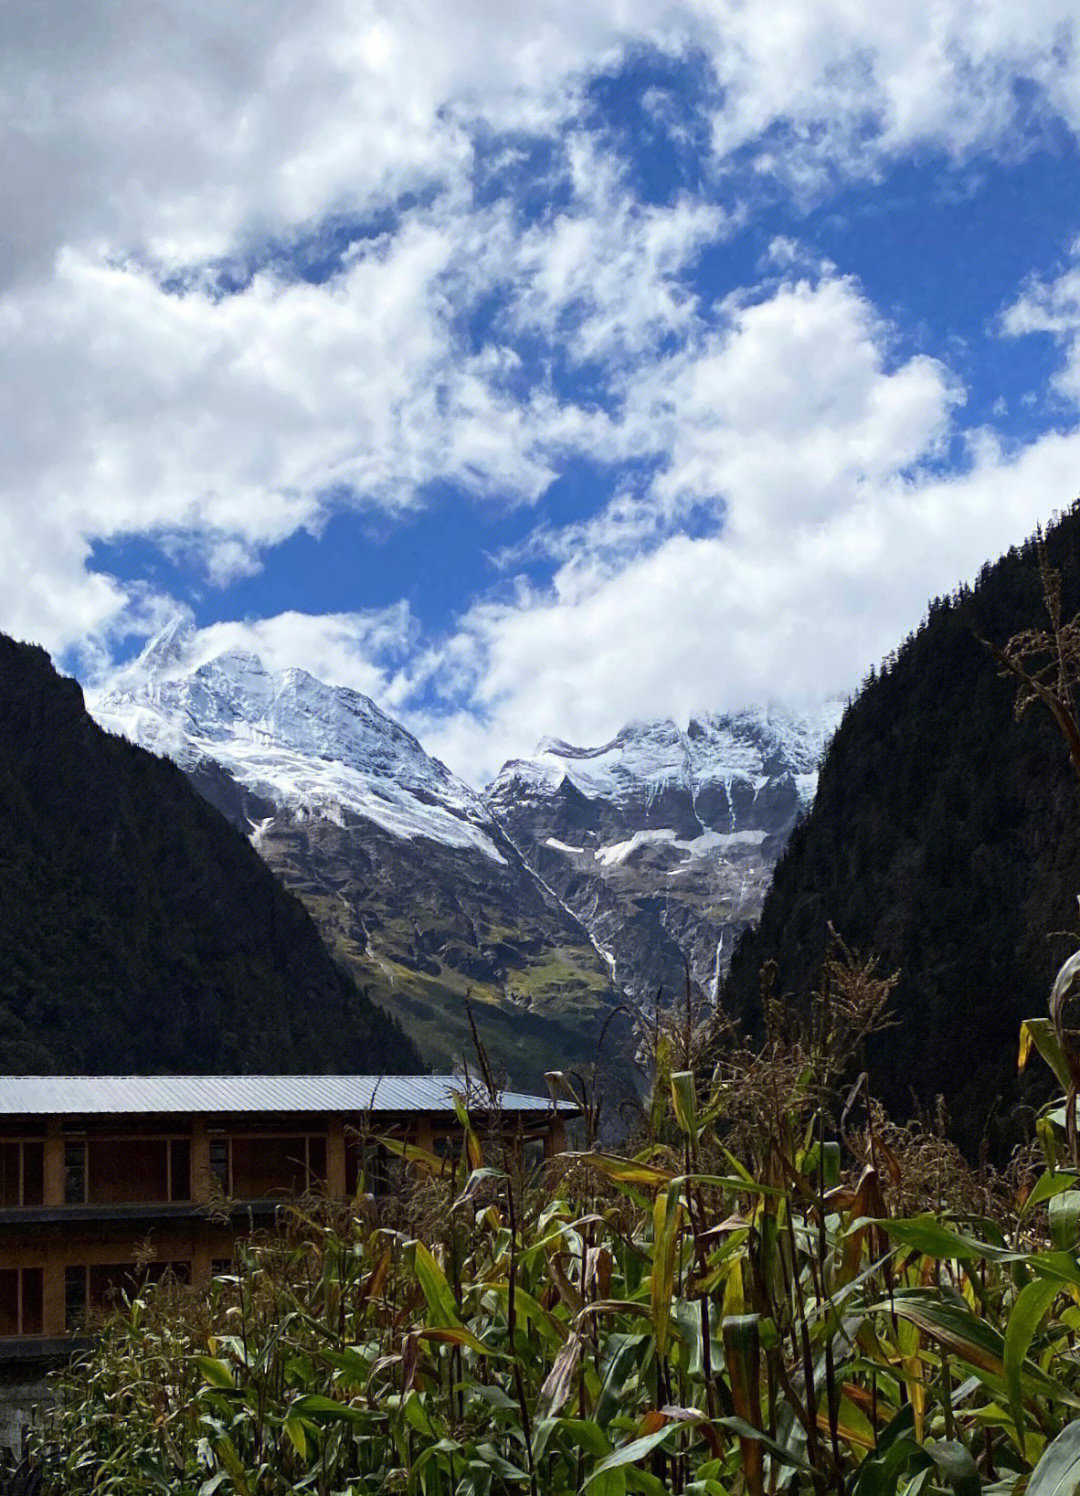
[485,704,841,1001]
[93,628,623,1091]
[0,631,421,1076]
[94,624,837,1093]
[723,507,1080,1155]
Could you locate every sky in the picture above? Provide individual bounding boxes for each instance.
[5,2,1080,783]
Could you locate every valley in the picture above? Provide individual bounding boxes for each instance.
[92,623,838,1089]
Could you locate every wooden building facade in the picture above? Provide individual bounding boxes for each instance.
[0,1075,573,1346]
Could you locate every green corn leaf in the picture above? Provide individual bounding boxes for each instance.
[671,1071,698,1137]
[651,1190,682,1356]
[590,1471,629,1496]
[579,1151,675,1189]
[924,1440,980,1496]
[723,1316,764,1496]
[871,1290,1006,1376]
[584,1424,681,1485]
[1027,1420,1080,1496]
[1020,1171,1080,1220]
[595,1333,650,1429]
[558,1417,615,1457]
[625,1468,671,1496]
[850,1435,921,1496]
[1049,1190,1080,1252]
[1027,1251,1080,1290]
[472,1443,530,1480]
[209,1434,252,1495]
[872,1289,1080,1408]
[290,1393,371,1426]
[1019,1018,1073,1090]
[411,1239,461,1329]
[875,1215,1014,1261]
[281,1413,307,1459]
[195,1356,235,1390]
[418,1324,495,1357]
[713,1416,812,1471]
[1005,1275,1061,1441]
[379,1135,449,1176]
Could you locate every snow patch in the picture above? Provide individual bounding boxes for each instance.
[595,827,768,867]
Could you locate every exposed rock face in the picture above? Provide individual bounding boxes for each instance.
[92,621,837,1093]
[484,708,841,1004]
[92,625,620,1091]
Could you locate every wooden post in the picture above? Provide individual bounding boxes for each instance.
[327,1118,346,1198]
[42,1246,65,1338]
[191,1118,211,1202]
[43,1119,64,1206]
[545,1116,567,1158]
[191,1236,214,1289]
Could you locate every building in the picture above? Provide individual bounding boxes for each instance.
[0,1074,574,1349]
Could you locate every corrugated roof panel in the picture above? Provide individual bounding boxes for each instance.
[0,1075,576,1116]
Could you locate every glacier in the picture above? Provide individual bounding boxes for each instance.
[91,621,508,864]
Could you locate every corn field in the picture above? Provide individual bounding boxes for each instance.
[25,971,1080,1496]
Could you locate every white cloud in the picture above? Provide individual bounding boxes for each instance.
[638,276,962,524]
[403,278,1072,782]
[90,603,416,707]
[504,134,730,363]
[1004,243,1080,404]
[5,0,1078,286]
[414,432,1080,784]
[8,0,1080,763]
[0,115,732,654]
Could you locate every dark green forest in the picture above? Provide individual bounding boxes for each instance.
[725,504,1080,1156]
[0,633,421,1075]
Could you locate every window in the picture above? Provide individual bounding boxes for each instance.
[346,1141,395,1197]
[88,1264,133,1312]
[0,1144,19,1208]
[64,1140,86,1205]
[306,1135,327,1188]
[207,1133,330,1199]
[0,1141,44,1207]
[211,1257,234,1277]
[169,1139,191,1201]
[65,1266,87,1330]
[87,1138,168,1204]
[209,1138,230,1195]
[231,1135,307,1197]
[23,1143,43,1205]
[0,1268,43,1337]
[432,1135,463,1177]
[66,1261,192,1327]
[22,1265,42,1334]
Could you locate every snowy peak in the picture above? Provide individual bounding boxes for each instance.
[92,621,503,861]
[484,702,844,1001]
[490,702,842,838]
[134,614,197,674]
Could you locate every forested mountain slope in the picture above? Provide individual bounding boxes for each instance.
[724,507,1080,1154]
[0,633,420,1074]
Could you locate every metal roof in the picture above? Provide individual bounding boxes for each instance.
[0,1075,576,1117]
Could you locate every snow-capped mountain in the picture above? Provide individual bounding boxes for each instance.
[484,706,842,1003]
[94,619,504,862]
[91,619,839,1087]
[90,622,620,1093]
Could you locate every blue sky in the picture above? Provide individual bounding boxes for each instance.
[5,1,1080,781]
